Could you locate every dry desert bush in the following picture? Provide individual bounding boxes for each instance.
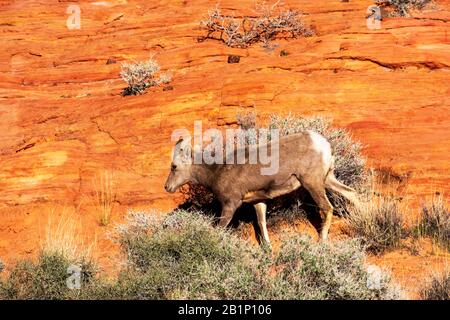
[42,208,95,261]
[375,0,432,17]
[120,58,172,96]
[420,268,449,300]
[199,2,314,49]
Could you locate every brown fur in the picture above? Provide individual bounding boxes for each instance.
[165,132,359,245]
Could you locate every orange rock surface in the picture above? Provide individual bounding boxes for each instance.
[0,0,449,297]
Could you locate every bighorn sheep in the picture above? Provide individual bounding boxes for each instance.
[164,131,359,245]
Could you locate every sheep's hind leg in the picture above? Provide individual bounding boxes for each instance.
[254,202,271,249]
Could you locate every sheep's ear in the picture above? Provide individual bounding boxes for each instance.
[182,142,192,161]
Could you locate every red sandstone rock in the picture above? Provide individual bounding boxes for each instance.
[0,0,448,291]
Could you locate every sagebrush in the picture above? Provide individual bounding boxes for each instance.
[104,210,402,299]
[0,252,97,300]
[0,210,402,300]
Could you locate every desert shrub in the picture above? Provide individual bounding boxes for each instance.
[0,258,4,273]
[0,252,97,300]
[345,195,405,254]
[120,58,171,96]
[200,2,314,48]
[270,235,402,299]
[420,269,449,300]
[376,0,431,17]
[105,210,400,300]
[108,209,266,299]
[415,195,449,250]
[0,210,402,300]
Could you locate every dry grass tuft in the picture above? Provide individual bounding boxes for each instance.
[415,194,449,251]
[42,208,95,261]
[93,170,116,227]
[420,268,449,300]
[345,194,405,254]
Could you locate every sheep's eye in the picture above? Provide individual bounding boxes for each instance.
[171,164,177,171]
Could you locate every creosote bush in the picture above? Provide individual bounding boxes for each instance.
[420,269,449,300]
[200,2,314,48]
[415,195,449,250]
[345,195,405,254]
[0,210,402,300]
[120,58,172,96]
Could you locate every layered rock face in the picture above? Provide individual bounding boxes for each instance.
[0,1,448,224]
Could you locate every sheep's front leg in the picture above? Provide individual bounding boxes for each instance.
[218,200,241,228]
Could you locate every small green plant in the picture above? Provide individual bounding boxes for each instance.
[120,58,172,96]
[415,195,449,250]
[345,195,405,254]
[420,269,449,300]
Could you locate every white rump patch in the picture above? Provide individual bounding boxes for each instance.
[307,130,332,169]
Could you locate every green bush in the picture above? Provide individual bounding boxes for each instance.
[107,209,267,299]
[104,210,401,300]
[271,235,402,299]
[0,252,97,300]
[1,210,403,300]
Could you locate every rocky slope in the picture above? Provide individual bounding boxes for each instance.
[0,0,449,297]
